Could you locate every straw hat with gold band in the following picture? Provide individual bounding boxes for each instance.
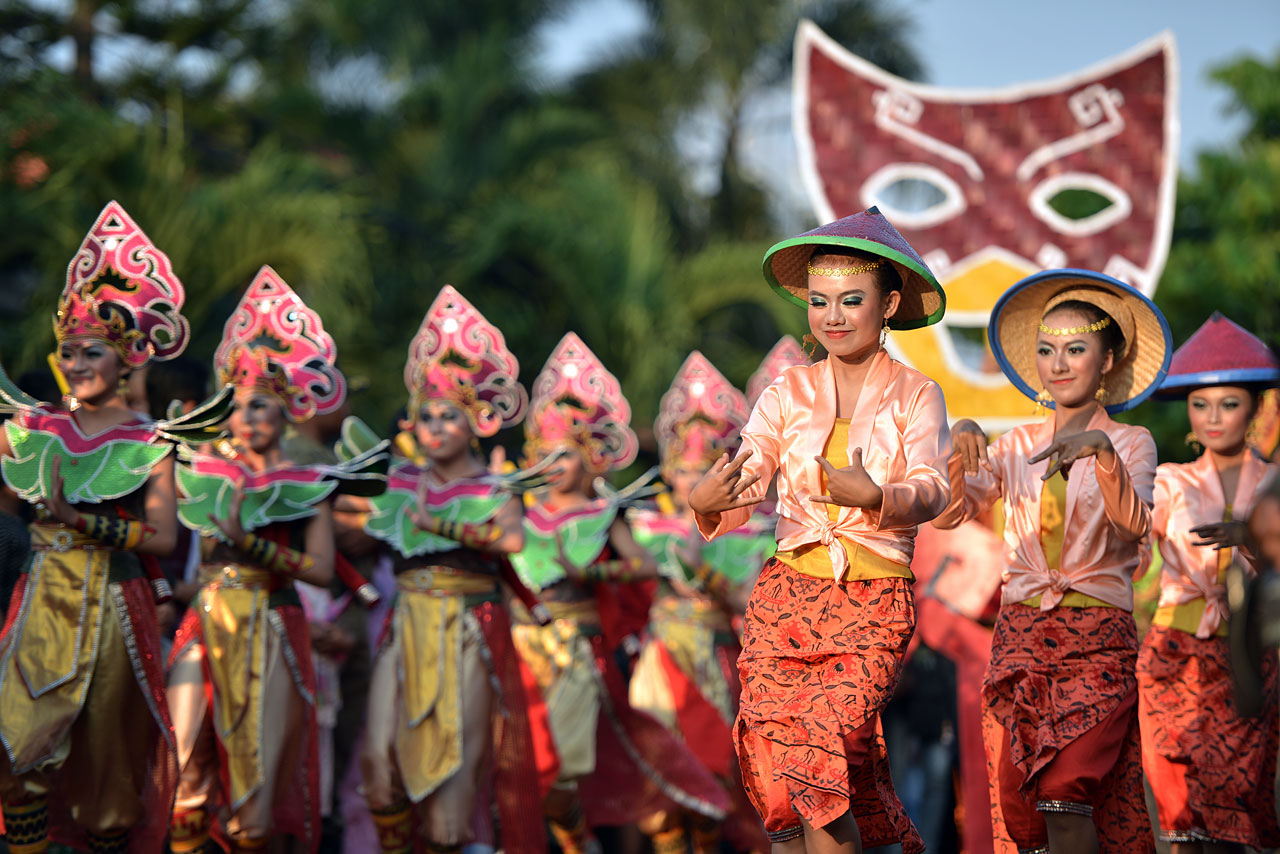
[762,206,946,330]
[989,268,1172,414]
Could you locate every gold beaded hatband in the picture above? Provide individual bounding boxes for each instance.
[1038,316,1113,336]
[805,259,883,278]
[988,269,1171,414]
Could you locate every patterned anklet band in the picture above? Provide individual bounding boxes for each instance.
[768,825,804,843]
[3,796,50,854]
[86,828,129,854]
[1036,799,1093,817]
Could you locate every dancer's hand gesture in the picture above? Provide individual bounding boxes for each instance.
[1029,429,1115,480]
[951,419,990,475]
[1191,520,1252,551]
[553,530,584,581]
[209,481,248,546]
[688,451,762,519]
[38,455,80,526]
[811,450,883,509]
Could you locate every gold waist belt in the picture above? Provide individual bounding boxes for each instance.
[1153,598,1228,637]
[787,540,912,580]
[541,598,600,624]
[29,523,106,552]
[397,567,497,596]
[200,563,277,589]
[653,596,732,630]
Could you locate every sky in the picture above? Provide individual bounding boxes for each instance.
[536,0,1280,220]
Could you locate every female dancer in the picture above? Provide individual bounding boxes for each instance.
[935,269,1169,854]
[167,266,356,853]
[510,332,728,854]
[0,202,226,854]
[346,285,546,854]
[1138,312,1280,852]
[629,351,770,854]
[690,207,951,854]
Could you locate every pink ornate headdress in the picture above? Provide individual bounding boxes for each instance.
[54,201,189,369]
[746,335,810,406]
[403,285,527,437]
[214,265,346,423]
[525,332,637,472]
[655,351,748,476]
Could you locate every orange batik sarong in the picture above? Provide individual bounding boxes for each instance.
[983,602,1153,854]
[1138,624,1280,847]
[734,558,922,852]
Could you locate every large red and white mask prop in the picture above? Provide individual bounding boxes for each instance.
[794,22,1177,426]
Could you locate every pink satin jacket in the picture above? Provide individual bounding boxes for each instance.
[934,406,1156,611]
[1153,450,1277,637]
[695,350,952,580]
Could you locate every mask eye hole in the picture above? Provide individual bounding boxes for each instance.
[859,163,966,228]
[1029,172,1131,236]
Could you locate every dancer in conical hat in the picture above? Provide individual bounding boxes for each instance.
[1137,312,1280,853]
[338,285,548,854]
[0,202,229,854]
[690,208,951,853]
[935,268,1170,853]
[166,265,374,853]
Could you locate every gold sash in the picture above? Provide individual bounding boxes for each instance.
[195,563,280,809]
[649,598,734,725]
[0,525,111,771]
[393,568,496,801]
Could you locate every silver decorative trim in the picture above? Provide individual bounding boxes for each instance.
[1036,799,1093,817]
[269,607,315,707]
[110,583,176,751]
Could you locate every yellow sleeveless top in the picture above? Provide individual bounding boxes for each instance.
[775,418,913,581]
[1020,469,1114,609]
[1151,504,1231,636]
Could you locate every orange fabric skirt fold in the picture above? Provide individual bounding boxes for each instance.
[1138,623,1280,846]
[734,558,922,851]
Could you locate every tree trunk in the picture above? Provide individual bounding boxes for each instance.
[70,0,98,99]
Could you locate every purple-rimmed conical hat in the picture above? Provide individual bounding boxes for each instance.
[1157,312,1280,398]
[762,206,945,330]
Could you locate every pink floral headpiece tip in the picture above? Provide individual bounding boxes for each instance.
[214,265,346,423]
[746,335,810,407]
[403,285,526,438]
[656,351,748,475]
[526,332,637,471]
[54,201,190,369]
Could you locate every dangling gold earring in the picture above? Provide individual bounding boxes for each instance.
[1034,388,1052,416]
[801,333,820,359]
[1094,382,1106,402]
[880,320,890,349]
[1184,431,1203,454]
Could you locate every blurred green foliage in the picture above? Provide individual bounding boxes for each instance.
[1,2,1275,470]
[0,0,918,468]
[1123,49,1280,462]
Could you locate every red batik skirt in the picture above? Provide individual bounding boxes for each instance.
[1138,624,1280,847]
[983,602,1153,854]
[734,558,922,851]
